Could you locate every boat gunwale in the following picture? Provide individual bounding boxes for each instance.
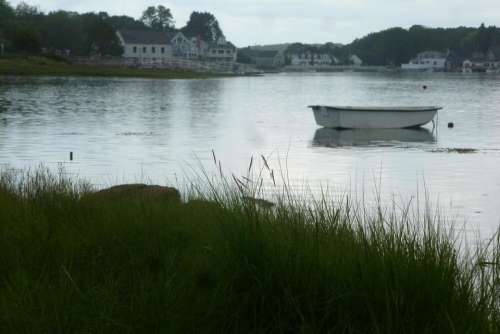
[308,105,442,112]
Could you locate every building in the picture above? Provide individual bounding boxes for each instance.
[117,30,237,64]
[316,53,338,66]
[117,30,175,63]
[445,50,464,72]
[171,33,200,59]
[290,53,338,66]
[401,51,446,71]
[290,52,312,66]
[204,36,237,62]
[462,52,500,73]
[349,54,363,66]
[241,49,286,69]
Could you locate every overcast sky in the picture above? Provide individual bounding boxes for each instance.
[9,0,500,46]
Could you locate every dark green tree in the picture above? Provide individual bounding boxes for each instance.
[0,0,14,34]
[181,11,224,42]
[108,15,148,31]
[42,11,84,54]
[14,1,38,16]
[12,26,40,53]
[0,0,13,19]
[140,5,174,31]
[86,16,123,56]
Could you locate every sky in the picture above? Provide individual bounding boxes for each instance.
[8,0,500,46]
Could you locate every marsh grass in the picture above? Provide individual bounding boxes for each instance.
[0,56,225,79]
[0,163,498,333]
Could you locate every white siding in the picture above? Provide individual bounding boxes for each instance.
[122,44,173,59]
[401,58,446,70]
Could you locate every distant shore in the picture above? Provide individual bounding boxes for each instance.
[0,56,230,79]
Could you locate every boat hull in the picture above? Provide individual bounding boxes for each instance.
[310,106,439,129]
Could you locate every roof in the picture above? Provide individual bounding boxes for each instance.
[416,51,446,59]
[241,49,281,58]
[488,47,500,60]
[209,42,236,50]
[471,52,486,61]
[118,30,176,45]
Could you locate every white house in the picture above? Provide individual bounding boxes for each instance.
[401,51,446,71]
[462,58,500,73]
[117,30,175,63]
[290,53,312,66]
[204,36,237,62]
[315,53,337,66]
[349,54,363,66]
[290,53,339,66]
[171,33,200,59]
[241,48,285,68]
[117,30,237,64]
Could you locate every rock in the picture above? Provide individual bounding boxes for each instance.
[84,184,181,204]
[185,199,223,212]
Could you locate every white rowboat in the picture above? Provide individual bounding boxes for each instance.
[309,105,441,129]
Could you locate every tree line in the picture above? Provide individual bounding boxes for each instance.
[0,1,225,57]
[283,24,500,66]
[347,24,500,66]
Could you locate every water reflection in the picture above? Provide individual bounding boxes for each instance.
[1,73,500,235]
[312,127,436,148]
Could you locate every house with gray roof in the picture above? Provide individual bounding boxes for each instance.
[117,29,237,65]
[204,36,237,62]
[117,30,177,62]
[240,48,285,69]
[289,52,339,66]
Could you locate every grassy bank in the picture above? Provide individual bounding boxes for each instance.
[0,56,225,79]
[0,167,498,333]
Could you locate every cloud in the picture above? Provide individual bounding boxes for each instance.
[8,0,500,45]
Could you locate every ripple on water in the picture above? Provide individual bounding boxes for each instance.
[0,73,499,236]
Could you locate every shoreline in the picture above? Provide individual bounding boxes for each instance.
[0,56,233,80]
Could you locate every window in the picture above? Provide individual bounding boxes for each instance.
[152,47,156,53]
[161,47,165,54]
[133,46,137,53]
[434,61,437,65]
[226,50,231,54]
[218,50,224,54]
[143,46,147,53]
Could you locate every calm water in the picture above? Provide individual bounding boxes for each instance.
[1,72,500,236]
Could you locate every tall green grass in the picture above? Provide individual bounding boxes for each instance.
[0,164,498,333]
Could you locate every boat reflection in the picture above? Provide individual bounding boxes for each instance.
[313,127,436,148]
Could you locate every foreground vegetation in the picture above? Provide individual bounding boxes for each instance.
[0,56,224,79]
[0,166,498,333]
